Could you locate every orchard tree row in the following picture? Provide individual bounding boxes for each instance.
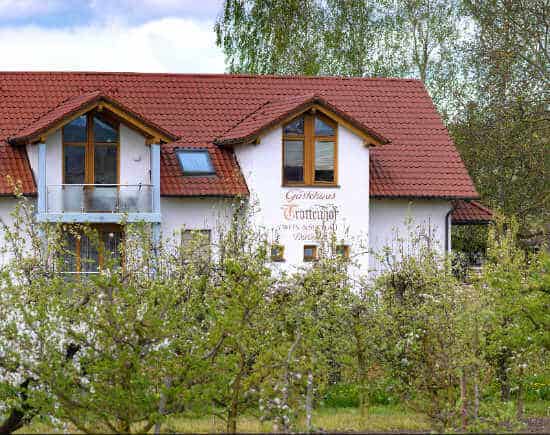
[0,197,547,433]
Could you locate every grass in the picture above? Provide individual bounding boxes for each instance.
[161,404,431,433]
[17,404,431,433]
[17,402,549,433]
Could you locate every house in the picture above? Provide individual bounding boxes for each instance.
[0,72,487,274]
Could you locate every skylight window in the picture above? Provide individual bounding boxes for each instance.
[177,150,215,176]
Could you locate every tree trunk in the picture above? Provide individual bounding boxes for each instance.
[226,363,243,434]
[473,370,480,420]
[0,379,35,435]
[517,366,524,419]
[460,368,468,431]
[226,405,238,434]
[351,309,368,416]
[0,407,30,435]
[154,377,171,435]
[305,370,313,432]
[498,351,511,401]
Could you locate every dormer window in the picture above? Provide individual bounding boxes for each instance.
[177,150,215,176]
[283,113,337,186]
[62,113,119,185]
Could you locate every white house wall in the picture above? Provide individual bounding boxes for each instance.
[161,197,235,246]
[234,124,370,272]
[0,198,20,265]
[368,199,451,275]
[119,125,150,185]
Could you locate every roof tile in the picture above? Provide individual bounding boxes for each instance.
[451,200,493,224]
[0,72,477,198]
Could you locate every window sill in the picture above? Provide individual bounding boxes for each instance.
[282,184,340,189]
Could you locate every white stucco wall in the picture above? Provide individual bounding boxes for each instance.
[234,124,370,272]
[0,198,38,265]
[119,125,150,185]
[368,199,452,275]
[0,198,18,265]
[161,197,235,246]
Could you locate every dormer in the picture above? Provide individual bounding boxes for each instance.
[9,91,178,223]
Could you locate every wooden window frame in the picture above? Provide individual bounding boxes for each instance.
[65,223,124,273]
[181,229,212,259]
[270,244,285,262]
[336,244,350,259]
[62,111,120,185]
[303,244,318,262]
[282,112,338,187]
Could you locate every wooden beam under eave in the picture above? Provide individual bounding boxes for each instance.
[313,105,384,146]
[15,100,176,146]
[102,102,175,144]
[146,137,162,145]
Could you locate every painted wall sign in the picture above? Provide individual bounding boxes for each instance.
[278,189,341,240]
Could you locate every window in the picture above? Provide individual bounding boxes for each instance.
[177,150,215,176]
[62,224,123,274]
[62,113,119,185]
[283,113,337,186]
[303,245,318,262]
[270,244,285,262]
[181,229,211,261]
[336,244,350,259]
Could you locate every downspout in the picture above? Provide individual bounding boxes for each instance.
[445,201,459,254]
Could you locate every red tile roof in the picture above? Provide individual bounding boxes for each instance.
[9,91,179,145]
[451,200,493,224]
[216,94,389,146]
[0,72,478,198]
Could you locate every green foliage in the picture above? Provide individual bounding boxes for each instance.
[0,199,548,433]
[215,0,465,112]
[322,383,360,408]
[477,216,549,409]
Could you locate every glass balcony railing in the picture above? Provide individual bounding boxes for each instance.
[46,184,154,214]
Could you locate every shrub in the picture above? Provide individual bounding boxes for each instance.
[322,383,360,408]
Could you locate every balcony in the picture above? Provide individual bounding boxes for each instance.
[36,142,162,224]
[37,184,160,223]
[46,184,154,213]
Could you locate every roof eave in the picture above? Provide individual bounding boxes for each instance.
[8,94,179,146]
[215,96,390,147]
[371,194,481,201]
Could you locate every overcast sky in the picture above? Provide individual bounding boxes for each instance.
[0,0,226,73]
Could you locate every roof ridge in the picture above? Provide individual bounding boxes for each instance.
[0,71,423,83]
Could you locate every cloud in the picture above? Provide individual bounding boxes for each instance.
[0,17,225,73]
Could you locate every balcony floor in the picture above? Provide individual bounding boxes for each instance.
[37,212,162,223]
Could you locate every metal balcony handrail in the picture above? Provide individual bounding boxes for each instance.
[50,184,154,187]
[45,183,155,214]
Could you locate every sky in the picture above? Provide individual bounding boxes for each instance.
[0,0,226,73]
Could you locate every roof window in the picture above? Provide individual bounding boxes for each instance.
[177,150,215,176]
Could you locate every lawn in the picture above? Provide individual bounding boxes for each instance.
[18,402,549,433]
[163,405,431,433]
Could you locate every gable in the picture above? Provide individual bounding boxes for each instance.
[9,92,179,146]
[215,94,389,147]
